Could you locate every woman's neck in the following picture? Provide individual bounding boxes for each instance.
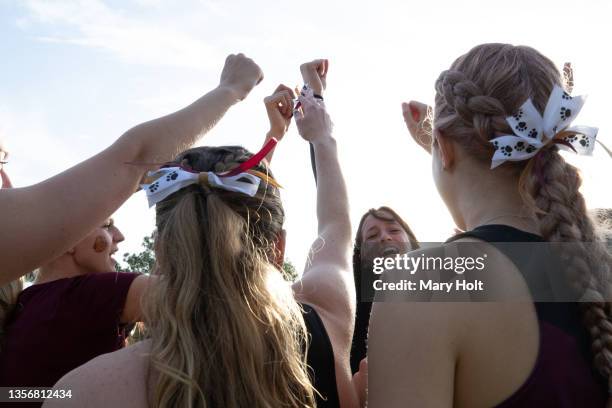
[454,173,539,235]
[36,255,85,284]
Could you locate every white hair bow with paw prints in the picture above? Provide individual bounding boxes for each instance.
[140,138,282,207]
[490,85,598,169]
[141,167,262,207]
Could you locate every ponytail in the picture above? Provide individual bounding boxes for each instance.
[143,146,315,408]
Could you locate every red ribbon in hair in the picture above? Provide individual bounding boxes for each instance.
[220,137,278,177]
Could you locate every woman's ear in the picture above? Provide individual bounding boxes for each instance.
[434,129,455,170]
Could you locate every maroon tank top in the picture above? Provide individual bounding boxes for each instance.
[447,225,606,407]
[0,271,139,407]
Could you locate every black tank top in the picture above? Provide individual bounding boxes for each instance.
[447,224,606,407]
[301,303,340,407]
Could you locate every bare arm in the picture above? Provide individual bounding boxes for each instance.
[120,274,156,324]
[291,93,356,407]
[0,53,263,285]
[300,59,328,182]
[291,92,354,339]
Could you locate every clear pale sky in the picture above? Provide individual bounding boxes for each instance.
[1,0,610,270]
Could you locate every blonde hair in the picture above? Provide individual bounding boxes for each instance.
[143,146,315,408]
[434,44,612,404]
[0,278,23,350]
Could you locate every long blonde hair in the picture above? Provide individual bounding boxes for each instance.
[434,43,612,405]
[143,146,315,408]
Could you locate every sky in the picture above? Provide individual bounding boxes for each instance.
[1,0,611,271]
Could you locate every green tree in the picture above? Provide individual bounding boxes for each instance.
[282,260,298,282]
[116,233,155,274]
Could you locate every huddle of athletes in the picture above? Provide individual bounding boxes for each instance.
[1,43,610,408]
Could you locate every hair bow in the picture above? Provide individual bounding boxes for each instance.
[490,85,598,169]
[141,138,280,207]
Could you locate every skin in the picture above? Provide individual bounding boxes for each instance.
[34,218,147,324]
[300,59,328,96]
[351,211,416,406]
[263,59,328,163]
[35,218,124,284]
[360,213,413,258]
[0,53,263,286]
[366,99,542,407]
[45,59,359,408]
[290,83,358,408]
[263,84,296,163]
[0,140,12,189]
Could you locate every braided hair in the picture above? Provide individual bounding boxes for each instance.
[434,43,612,404]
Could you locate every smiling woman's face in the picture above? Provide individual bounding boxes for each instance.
[360,212,413,258]
[72,218,125,273]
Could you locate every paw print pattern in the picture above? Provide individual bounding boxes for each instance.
[515,122,528,132]
[525,145,537,154]
[564,134,578,143]
[560,107,572,121]
[513,109,524,121]
[579,135,590,148]
[165,171,178,182]
[148,182,160,193]
[562,91,573,100]
[528,129,538,138]
[514,141,526,151]
[501,145,513,157]
[492,140,500,151]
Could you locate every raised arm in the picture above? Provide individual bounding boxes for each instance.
[300,59,328,182]
[0,53,263,286]
[292,89,354,337]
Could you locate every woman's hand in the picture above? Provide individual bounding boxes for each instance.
[294,89,333,145]
[264,84,296,140]
[402,101,433,154]
[218,53,264,101]
[300,59,328,96]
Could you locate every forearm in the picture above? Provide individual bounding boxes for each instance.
[309,142,317,183]
[124,85,239,166]
[312,138,351,237]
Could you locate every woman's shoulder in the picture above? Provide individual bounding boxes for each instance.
[43,340,151,408]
